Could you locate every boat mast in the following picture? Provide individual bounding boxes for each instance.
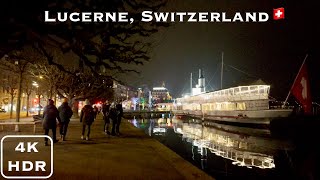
[221,52,224,89]
[283,54,309,108]
[190,72,193,95]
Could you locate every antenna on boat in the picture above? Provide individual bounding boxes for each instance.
[283,54,309,108]
[190,72,193,95]
[221,52,224,89]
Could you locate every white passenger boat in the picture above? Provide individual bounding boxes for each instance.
[173,84,293,125]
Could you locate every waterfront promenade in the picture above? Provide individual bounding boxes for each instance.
[0,115,213,180]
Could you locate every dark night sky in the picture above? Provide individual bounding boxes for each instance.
[128,0,318,101]
[2,0,317,101]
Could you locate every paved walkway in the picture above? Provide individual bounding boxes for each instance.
[0,112,30,120]
[0,115,214,180]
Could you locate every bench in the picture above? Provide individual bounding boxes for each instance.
[0,121,42,134]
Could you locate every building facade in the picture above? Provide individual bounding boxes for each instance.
[113,80,137,102]
[151,86,172,104]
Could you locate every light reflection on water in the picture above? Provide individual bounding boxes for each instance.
[129,116,319,180]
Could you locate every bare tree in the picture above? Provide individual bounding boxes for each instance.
[0,47,44,128]
[0,57,19,119]
[22,78,34,117]
[6,77,18,119]
[29,63,58,100]
[0,0,168,80]
[54,68,114,117]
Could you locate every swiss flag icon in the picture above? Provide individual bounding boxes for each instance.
[273,8,285,20]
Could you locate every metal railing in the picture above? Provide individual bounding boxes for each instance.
[177,85,270,104]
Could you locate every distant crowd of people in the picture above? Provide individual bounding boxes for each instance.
[42,98,123,146]
[101,101,123,136]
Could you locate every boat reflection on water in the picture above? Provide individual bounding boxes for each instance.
[130,116,319,180]
[175,120,278,170]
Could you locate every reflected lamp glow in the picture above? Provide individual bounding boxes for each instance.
[153,128,166,133]
[176,128,183,134]
[132,119,137,127]
[153,87,167,91]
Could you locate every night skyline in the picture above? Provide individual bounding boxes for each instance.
[127,0,318,101]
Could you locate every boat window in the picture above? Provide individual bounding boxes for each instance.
[234,87,240,94]
[259,88,265,94]
[229,89,233,95]
[250,86,259,94]
[241,87,249,94]
[236,102,246,110]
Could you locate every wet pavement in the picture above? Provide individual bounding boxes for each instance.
[0,115,213,180]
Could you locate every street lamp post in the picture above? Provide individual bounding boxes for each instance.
[15,63,23,132]
[37,87,40,116]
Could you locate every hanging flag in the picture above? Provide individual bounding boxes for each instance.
[291,61,312,114]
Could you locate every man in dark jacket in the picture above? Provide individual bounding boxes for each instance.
[58,98,73,141]
[115,102,124,135]
[102,101,111,135]
[43,99,60,146]
[80,99,95,140]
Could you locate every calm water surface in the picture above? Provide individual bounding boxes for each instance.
[129,116,319,180]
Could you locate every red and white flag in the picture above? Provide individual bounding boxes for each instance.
[273,8,285,20]
[291,61,312,114]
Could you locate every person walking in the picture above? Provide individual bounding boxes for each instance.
[43,99,60,146]
[109,102,118,136]
[58,98,73,141]
[80,99,95,140]
[102,101,111,135]
[115,102,123,135]
[93,105,98,120]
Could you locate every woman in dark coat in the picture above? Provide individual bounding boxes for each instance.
[58,98,73,141]
[80,100,95,140]
[43,99,60,146]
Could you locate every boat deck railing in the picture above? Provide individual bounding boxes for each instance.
[177,85,270,104]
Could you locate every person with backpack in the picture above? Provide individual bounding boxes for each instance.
[102,101,111,135]
[80,99,95,140]
[58,98,73,141]
[43,99,60,146]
